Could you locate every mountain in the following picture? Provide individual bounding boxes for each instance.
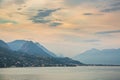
[0,40,84,67]
[73,48,120,65]
[8,40,56,57]
[0,40,10,49]
[19,41,52,57]
[36,42,56,57]
[8,40,26,51]
[0,46,83,67]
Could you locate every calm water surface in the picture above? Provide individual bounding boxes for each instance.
[0,66,120,80]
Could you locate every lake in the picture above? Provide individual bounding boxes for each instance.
[0,66,120,80]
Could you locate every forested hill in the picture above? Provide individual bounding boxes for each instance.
[0,40,83,68]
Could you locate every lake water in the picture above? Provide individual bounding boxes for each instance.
[0,66,120,80]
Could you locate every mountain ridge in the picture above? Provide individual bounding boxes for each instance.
[0,40,84,68]
[0,40,10,49]
[73,48,120,65]
[8,40,56,57]
[19,41,52,57]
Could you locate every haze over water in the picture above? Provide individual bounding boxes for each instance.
[0,67,120,80]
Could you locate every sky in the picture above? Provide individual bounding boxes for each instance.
[0,0,120,57]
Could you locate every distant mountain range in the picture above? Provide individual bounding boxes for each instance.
[0,40,83,68]
[73,48,120,65]
[8,40,56,57]
[1,39,120,67]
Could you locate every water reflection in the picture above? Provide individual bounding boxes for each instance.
[0,67,120,80]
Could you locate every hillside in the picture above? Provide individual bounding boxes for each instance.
[0,40,83,68]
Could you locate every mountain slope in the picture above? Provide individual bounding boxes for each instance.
[0,40,84,68]
[73,48,120,65]
[0,40,10,49]
[19,41,51,57]
[8,40,26,51]
[0,46,83,68]
[36,42,56,57]
[8,40,56,57]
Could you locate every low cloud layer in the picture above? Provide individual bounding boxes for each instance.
[0,0,27,6]
[101,1,120,12]
[0,18,17,24]
[30,8,62,26]
[96,30,120,35]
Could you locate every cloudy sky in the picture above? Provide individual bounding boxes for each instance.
[0,0,120,57]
